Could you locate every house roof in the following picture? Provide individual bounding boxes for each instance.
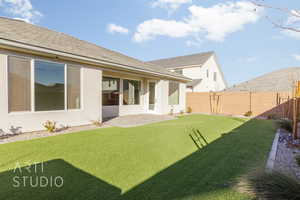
[0,17,190,81]
[225,67,300,92]
[148,51,214,69]
[186,79,202,87]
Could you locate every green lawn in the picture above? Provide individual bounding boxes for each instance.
[0,114,275,200]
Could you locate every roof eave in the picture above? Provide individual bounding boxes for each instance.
[0,38,191,82]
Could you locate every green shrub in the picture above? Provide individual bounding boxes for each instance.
[91,120,102,127]
[239,169,300,200]
[187,106,192,114]
[43,121,57,133]
[276,119,293,132]
[244,111,252,117]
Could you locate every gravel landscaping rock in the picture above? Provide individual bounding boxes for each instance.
[0,124,109,144]
[274,130,300,179]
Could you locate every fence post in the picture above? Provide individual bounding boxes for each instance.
[292,81,300,140]
[249,92,252,113]
[293,97,298,140]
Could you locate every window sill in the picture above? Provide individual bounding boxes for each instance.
[8,109,83,115]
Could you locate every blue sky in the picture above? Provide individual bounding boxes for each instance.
[0,0,299,86]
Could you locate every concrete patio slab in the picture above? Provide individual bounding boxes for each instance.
[103,114,176,127]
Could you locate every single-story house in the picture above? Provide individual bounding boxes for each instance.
[0,17,190,133]
[149,52,227,92]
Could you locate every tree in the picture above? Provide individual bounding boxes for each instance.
[251,0,300,33]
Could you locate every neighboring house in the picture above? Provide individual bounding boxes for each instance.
[226,67,300,92]
[0,17,190,132]
[149,52,227,92]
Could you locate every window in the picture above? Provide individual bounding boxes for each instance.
[8,57,82,112]
[174,69,183,75]
[67,65,81,109]
[8,56,31,112]
[123,79,141,105]
[34,60,65,111]
[206,69,209,78]
[168,81,180,105]
[214,72,217,81]
[102,77,120,106]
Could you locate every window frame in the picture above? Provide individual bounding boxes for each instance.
[102,76,121,106]
[66,64,83,111]
[7,55,83,114]
[33,59,67,112]
[168,81,180,106]
[7,55,32,114]
[122,79,141,106]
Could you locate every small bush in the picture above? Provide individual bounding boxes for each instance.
[180,110,184,115]
[276,119,293,132]
[91,120,102,127]
[295,155,300,167]
[244,111,252,117]
[238,169,300,200]
[43,121,57,133]
[187,107,192,114]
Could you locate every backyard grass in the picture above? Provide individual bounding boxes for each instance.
[0,114,275,200]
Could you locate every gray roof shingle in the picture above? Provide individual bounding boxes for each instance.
[0,17,189,81]
[148,51,214,69]
[226,67,300,92]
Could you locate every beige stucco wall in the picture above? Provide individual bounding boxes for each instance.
[0,50,187,132]
[0,52,102,133]
[155,80,186,114]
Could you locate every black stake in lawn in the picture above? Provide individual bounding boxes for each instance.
[189,128,208,150]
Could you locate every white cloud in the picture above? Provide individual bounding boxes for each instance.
[134,19,191,42]
[293,54,300,61]
[134,1,263,42]
[152,0,192,12]
[0,0,42,23]
[107,23,129,34]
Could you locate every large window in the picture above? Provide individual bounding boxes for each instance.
[8,57,82,112]
[102,77,120,106]
[67,65,81,109]
[168,81,180,105]
[34,60,65,111]
[123,79,141,105]
[8,56,31,112]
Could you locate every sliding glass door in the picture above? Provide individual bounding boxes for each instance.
[148,82,156,111]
